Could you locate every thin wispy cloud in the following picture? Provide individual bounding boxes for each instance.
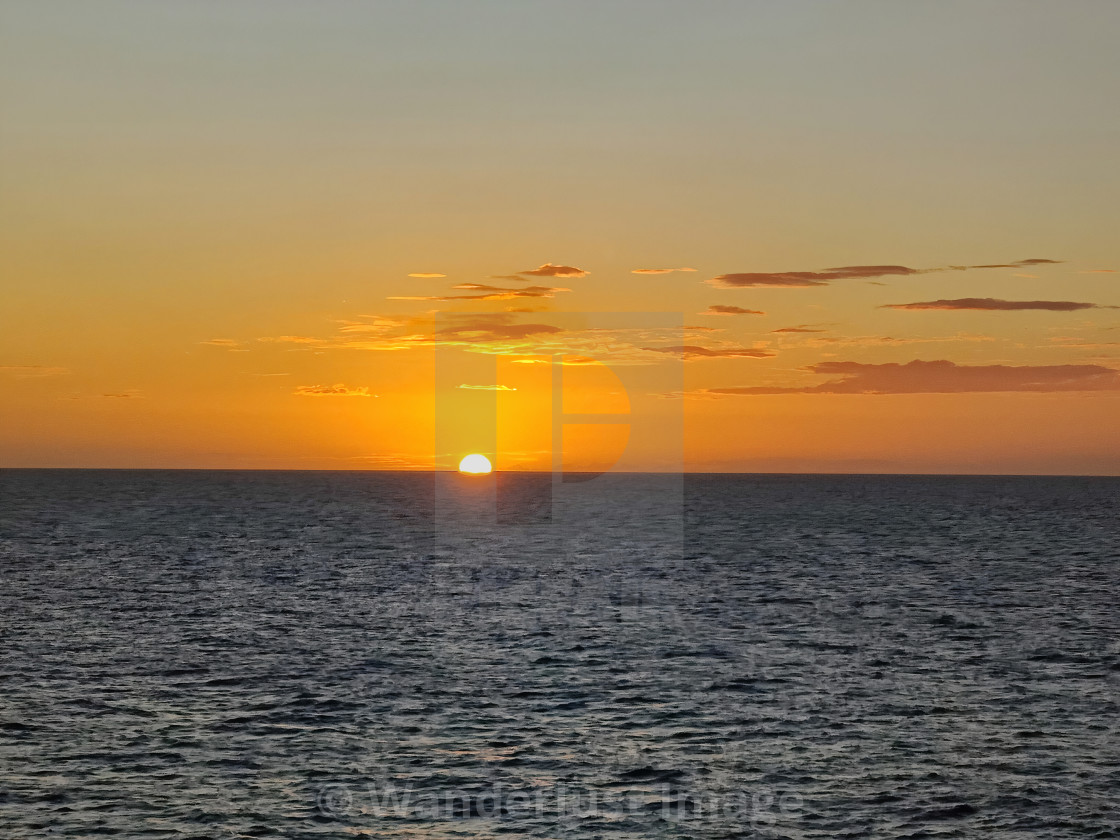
[294,384,377,397]
[631,267,697,274]
[705,305,765,316]
[200,338,249,351]
[0,365,70,377]
[782,333,995,348]
[389,284,569,302]
[642,345,774,360]
[772,325,827,334]
[694,360,1120,396]
[883,298,1106,312]
[408,272,446,278]
[258,335,327,345]
[708,259,1060,289]
[457,383,517,391]
[286,312,568,354]
[969,258,1061,268]
[434,315,565,343]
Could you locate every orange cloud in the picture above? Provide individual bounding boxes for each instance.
[969,258,1061,268]
[434,314,566,344]
[631,267,697,274]
[705,305,765,315]
[642,345,774,360]
[711,265,922,288]
[294,384,377,397]
[389,284,569,302]
[517,263,589,278]
[457,383,517,391]
[408,272,446,278]
[709,259,1060,289]
[701,360,1120,395]
[772,325,827,333]
[883,298,1105,312]
[258,335,327,344]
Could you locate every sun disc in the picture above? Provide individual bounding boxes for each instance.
[458,453,492,474]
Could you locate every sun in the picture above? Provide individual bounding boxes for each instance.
[458,453,492,474]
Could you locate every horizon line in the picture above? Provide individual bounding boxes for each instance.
[2,467,1117,479]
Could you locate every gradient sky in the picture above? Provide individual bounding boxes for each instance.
[2,1,1118,473]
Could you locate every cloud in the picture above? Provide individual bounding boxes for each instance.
[265,313,741,367]
[294,384,377,397]
[699,360,1120,396]
[408,272,446,278]
[258,335,327,345]
[434,315,566,343]
[455,283,566,295]
[642,344,775,360]
[389,284,569,302]
[517,263,589,278]
[101,390,142,398]
[777,332,995,348]
[1080,269,1116,274]
[632,267,697,274]
[883,298,1106,312]
[708,258,1061,289]
[336,317,404,335]
[458,383,517,391]
[0,365,70,377]
[280,312,571,355]
[772,325,827,333]
[969,258,1061,268]
[705,305,765,316]
[200,338,248,351]
[711,265,921,288]
[1047,336,1120,350]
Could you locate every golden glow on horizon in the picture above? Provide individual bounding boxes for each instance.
[458,453,493,474]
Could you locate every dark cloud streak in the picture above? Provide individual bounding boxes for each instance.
[709,259,1061,289]
[705,305,766,315]
[643,345,774,360]
[703,360,1120,395]
[884,298,1104,312]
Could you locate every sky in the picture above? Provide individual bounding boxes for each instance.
[2,0,1118,474]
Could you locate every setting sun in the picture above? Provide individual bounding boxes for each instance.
[458,454,492,474]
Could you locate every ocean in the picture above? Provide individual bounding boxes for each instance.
[1,470,1117,838]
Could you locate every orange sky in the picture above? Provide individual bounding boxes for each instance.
[2,2,1118,474]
